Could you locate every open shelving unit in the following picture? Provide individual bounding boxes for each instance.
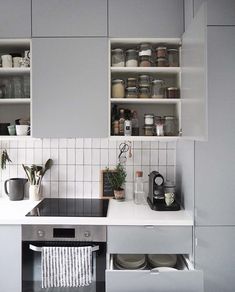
[109,38,181,141]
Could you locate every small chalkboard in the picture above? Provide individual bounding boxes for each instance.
[100,170,117,198]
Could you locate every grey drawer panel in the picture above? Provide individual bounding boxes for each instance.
[107,226,192,254]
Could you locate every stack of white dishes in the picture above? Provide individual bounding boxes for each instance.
[147,254,177,268]
[115,254,147,270]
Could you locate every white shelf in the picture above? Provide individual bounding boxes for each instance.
[109,136,179,141]
[0,136,32,140]
[0,68,30,75]
[110,38,181,45]
[0,98,31,104]
[111,67,180,74]
[110,98,181,104]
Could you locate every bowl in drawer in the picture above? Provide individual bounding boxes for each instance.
[152,267,177,272]
[116,254,146,269]
[147,254,177,268]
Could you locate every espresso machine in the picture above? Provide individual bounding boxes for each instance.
[147,171,180,211]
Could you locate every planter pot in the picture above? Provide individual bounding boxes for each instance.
[114,189,125,201]
[29,184,41,201]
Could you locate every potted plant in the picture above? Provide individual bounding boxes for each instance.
[22,159,53,201]
[106,163,127,201]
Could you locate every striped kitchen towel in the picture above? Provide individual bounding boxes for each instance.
[41,246,92,288]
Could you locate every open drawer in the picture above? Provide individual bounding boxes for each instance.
[106,254,203,292]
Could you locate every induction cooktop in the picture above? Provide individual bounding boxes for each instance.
[26,198,109,217]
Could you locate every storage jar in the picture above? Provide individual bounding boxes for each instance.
[139,55,152,67]
[143,125,154,136]
[151,79,165,98]
[126,87,138,99]
[139,87,150,99]
[144,114,154,125]
[167,87,179,99]
[156,47,168,58]
[164,116,178,136]
[155,116,164,136]
[168,49,179,67]
[156,57,168,67]
[125,49,138,67]
[111,48,125,67]
[112,79,125,98]
[127,78,137,87]
[139,43,152,57]
[138,75,151,87]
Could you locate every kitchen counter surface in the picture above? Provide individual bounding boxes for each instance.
[0,197,193,226]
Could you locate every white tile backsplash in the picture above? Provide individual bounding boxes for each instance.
[0,138,176,198]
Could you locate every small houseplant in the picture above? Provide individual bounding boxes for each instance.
[22,159,53,201]
[1,149,12,169]
[106,163,127,200]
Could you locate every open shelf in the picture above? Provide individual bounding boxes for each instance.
[109,135,179,141]
[0,98,30,104]
[111,67,180,74]
[0,68,30,76]
[110,98,181,104]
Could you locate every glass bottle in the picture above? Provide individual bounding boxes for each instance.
[131,111,139,136]
[134,171,145,204]
[119,109,125,135]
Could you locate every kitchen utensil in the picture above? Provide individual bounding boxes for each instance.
[4,178,28,201]
[147,254,177,268]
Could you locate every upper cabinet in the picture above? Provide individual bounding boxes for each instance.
[207,0,235,25]
[108,0,184,38]
[0,0,31,38]
[32,0,107,37]
[32,37,108,138]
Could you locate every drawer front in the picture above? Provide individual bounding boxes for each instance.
[107,226,192,254]
[106,269,203,292]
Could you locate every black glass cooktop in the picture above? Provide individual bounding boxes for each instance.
[26,198,109,217]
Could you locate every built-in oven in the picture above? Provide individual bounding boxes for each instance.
[22,225,106,292]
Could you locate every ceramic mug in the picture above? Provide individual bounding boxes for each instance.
[8,125,16,136]
[1,54,12,67]
[13,57,23,68]
[16,125,30,136]
[165,192,175,206]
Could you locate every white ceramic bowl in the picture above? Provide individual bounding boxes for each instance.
[116,254,146,269]
[147,254,177,268]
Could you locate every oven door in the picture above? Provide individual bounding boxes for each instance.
[22,241,106,292]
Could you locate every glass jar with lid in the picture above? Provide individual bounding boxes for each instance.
[111,48,125,67]
[139,43,152,57]
[126,87,138,99]
[112,79,125,98]
[125,49,138,67]
[138,75,151,87]
[156,47,168,58]
[167,87,179,99]
[143,125,154,136]
[139,55,152,67]
[127,77,137,87]
[156,57,168,67]
[139,87,150,99]
[144,114,154,125]
[151,79,165,98]
[164,116,178,136]
[168,49,179,67]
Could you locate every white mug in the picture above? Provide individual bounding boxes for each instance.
[1,55,12,68]
[13,57,23,68]
[16,125,30,136]
[165,192,175,206]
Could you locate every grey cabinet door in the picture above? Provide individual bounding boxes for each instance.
[195,226,235,292]
[195,27,235,225]
[207,0,235,25]
[32,38,108,138]
[0,0,31,38]
[32,0,107,37]
[108,0,184,38]
[0,225,21,292]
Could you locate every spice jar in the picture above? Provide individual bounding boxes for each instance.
[151,79,165,98]
[156,47,168,58]
[119,109,125,135]
[139,43,152,57]
[112,79,125,98]
[143,125,154,136]
[144,114,154,125]
[139,75,151,87]
[167,87,179,99]
[155,116,164,136]
[139,87,150,99]
[139,55,152,67]
[125,49,138,67]
[164,116,178,136]
[111,48,125,67]
[127,78,137,87]
[168,49,179,67]
[156,57,168,67]
[126,87,138,98]
[112,120,119,135]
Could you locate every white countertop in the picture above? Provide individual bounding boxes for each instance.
[0,197,193,226]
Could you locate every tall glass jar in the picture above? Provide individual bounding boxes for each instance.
[126,87,138,98]
[112,79,125,98]
[111,48,125,67]
[164,116,178,136]
[139,87,150,99]
[151,79,165,98]
[139,43,152,57]
[125,49,138,67]
[139,55,152,67]
[138,75,151,87]
[168,49,179,67]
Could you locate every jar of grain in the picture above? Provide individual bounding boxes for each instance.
[139,87,150,99]
[143,125,154,136]
[151,80,165,98]
[167,87,179,99]
[126,49,138,67]
[164,116,178,136]
[168,49,179,67]
[156,47,168,58]
[156,57,168,67]
[127,78,137,87]
[139,55,152,67]
[112,79,125,98]
[139,75,151,87]
[126,87,138,98]
[111,48,125,67]
[139,43,152,57]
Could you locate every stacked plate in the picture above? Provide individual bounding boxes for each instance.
[147,254,177,268]
[115,254,147,270]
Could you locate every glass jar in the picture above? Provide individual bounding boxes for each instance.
[156,57,168,67]
[168,49,179,67]
[112,79,125,98]
[139,87,150,99]
[143,125,154,136]
[156,47,168,58]
[155,116,164,136]
[139,43,152,57]
[151,79,165,98]
[167,87,179,99]
[111,48,125,67]
[13,77,23,98]
[125,49,138,67]
[125,87,138,98]
[138,75,151,87]
[164,116,178,136]
[144,114,154,125]
[139,55,152,67]
[127,77,137,87]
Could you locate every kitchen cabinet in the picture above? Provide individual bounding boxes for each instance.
[32,37,108,138]
[32,0,107,37]
[206,0,235,25]
[108,0,184,38]
[0,225,21,292]
[0,0,31,38]
[195,26,235,225]
[184,0,194,31]
[195,226,235,292]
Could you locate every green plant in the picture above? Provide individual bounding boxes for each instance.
[106,163,127,191]
[1,149,12,170]
[22,159,53,185]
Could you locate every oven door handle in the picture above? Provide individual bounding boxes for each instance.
[29,244,99,252]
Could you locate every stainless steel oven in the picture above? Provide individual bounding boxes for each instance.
[22,225,106,292]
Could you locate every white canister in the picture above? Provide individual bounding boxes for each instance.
[29,185,42,201]
[144,114,154,125]
[13,57,23,67]
[1,55,12,68]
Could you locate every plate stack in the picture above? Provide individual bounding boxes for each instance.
[115,254,147,270]
[147,254,177,268]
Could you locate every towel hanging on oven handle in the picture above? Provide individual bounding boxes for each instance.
[29,244,99,253]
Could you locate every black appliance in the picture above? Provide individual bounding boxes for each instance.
[147,171,180,211]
